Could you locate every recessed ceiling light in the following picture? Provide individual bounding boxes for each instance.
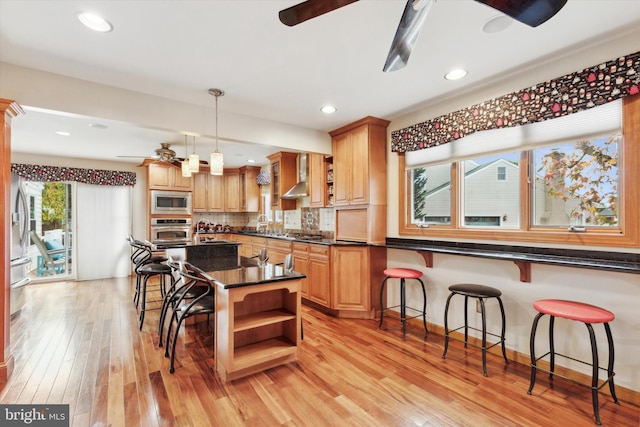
[77,11,113,32]
[89,123,108,130]
[247,159,256,163]
[56,131,71,136]
[444,69,467,81]
[321,105,337,114]
[482,15,513,34]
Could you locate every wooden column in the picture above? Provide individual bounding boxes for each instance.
[0,98,24,382]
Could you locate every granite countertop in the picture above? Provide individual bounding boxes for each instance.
[195,256,306,289]
[151,239,240,250]
[234,231,363,246]
[383,238,640,275]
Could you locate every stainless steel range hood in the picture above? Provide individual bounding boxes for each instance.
[281,153,308,199]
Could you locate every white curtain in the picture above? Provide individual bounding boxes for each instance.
[76,183,132,280]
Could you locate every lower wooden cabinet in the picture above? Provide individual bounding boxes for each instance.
[292,243,310,298]
[293,242,331,307]
[266,238,292,265]
[331,245,370,315]
[308,244,331,307]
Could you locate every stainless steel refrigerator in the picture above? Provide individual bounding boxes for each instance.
[10,172,30,316]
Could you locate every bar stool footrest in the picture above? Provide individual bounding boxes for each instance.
[445,325,505,351]
[531,351,616,392]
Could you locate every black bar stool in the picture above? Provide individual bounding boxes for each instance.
[527,299,619,425]
[442,283,508,376]
[378,268,427,340]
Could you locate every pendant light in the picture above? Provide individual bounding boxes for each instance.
[209,88,224,176]
[181,135,192,177]
[188,135,199,172]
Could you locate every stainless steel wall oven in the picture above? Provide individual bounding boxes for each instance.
[150,217,192,244]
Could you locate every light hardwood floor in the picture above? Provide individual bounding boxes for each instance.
[1,277,638,426]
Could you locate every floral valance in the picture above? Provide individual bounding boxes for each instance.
[391,50,640,153]
[11,163,136,186]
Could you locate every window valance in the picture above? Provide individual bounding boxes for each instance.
[11,163,136,186]
[391,50,640,153]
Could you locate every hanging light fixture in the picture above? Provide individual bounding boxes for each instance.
[188,135,200,172]
[181,135,192,177]
[209,88,224,176]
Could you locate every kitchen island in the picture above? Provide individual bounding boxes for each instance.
[196,257,305,382]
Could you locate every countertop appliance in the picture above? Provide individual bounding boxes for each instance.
[10,173,31,316]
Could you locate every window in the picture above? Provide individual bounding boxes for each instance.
[399,96,639,248]
[463,153,520,228]
[411,164,451,225]
[532,137,619,228]
[496,166,507,181]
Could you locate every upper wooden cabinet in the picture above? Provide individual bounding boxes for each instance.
[309,153,327,208]
[239,166,260,212]
[329,117,389,206]
[267,151,297,211]
[147,163,193,191]
[192,167,259,213]
[193,172,225,213]
[224,169,240,212]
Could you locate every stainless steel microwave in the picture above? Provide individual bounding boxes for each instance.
[151,190,192,215]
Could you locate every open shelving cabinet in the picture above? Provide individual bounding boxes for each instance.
[215,280,301,382]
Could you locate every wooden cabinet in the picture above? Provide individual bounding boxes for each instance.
[239,166,260,212]
[147,163,193,191]
[308,244,331,307]
[214,278,301,382]
[292,242,310,299]
[193,167,258,213]
[267,152,297,211]
[330,117,388,207]
[293,241,331,307]
[309,153,326,208]
[332,245,370,315]
[193,172,225,213]
[330,116,389,244]
[266,238,292,265]
[224,169,240,212]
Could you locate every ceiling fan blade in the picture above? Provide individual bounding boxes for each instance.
[279,0,358,26]
[383,0,433,72]
[475,0,567,27]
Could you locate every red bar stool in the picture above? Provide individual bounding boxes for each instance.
[527,299,619,425]
[442,284,508,377]
[378,268,427,340]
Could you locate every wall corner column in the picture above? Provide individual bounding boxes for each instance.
[0,98,25,382]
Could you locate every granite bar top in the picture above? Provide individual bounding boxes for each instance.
[196,256,306,289]
[383,238,640,275]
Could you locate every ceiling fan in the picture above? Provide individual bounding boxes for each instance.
[117,142,185,167]
[279,0,568,72]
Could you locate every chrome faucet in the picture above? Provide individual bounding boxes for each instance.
[256,214,269,233]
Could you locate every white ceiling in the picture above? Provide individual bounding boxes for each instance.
[2,0,640,168]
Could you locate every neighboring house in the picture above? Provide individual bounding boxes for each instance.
[417,159,588,227]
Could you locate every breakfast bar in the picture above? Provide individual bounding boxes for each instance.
[197,257,305,382]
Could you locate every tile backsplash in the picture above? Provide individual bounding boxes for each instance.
[194,207,335,234]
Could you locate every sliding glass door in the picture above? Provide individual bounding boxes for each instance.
[25,180,74,282]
